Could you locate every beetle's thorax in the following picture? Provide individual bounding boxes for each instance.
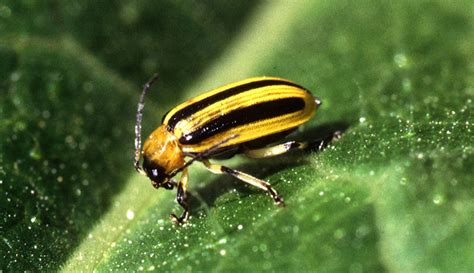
[142,125,185,175]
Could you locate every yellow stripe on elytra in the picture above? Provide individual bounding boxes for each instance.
[181,103,315,153]
[174,87,309,139]
[187,87,306,130]
[162,77,301,126]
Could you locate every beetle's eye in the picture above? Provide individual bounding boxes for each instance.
[142,156,168,184]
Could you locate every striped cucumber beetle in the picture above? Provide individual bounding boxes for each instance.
[134,74,325,224]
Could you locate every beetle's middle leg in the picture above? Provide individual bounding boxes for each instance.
[202,159,284,205]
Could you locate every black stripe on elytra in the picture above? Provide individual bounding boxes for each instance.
[179,97,306,145]
[166,79,306,130]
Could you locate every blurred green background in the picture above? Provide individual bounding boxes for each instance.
[0,1,473,272]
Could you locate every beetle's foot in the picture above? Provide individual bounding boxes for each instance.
[170,212,189,225]
[272,194,285,207]
[332,130,343,141]
[266,186,285,207]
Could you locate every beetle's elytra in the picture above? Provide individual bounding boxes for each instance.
[134,75,322,224]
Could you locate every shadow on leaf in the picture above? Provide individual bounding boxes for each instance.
[188,121,351,213]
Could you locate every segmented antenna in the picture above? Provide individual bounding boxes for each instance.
[134,74,159,175]
[167,134,239,179]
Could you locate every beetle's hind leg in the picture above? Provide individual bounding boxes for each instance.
[244,131,342,158]
[170,169,190,225]
[244,141,308,158]
[202,159,284,205]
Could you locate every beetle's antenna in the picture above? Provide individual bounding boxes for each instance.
[134,73,159,175]
[167,134,239,179]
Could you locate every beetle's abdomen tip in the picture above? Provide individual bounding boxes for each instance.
[314,97,322,106]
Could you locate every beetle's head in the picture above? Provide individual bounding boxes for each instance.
[141,125,185,189]
[142,156,174,189]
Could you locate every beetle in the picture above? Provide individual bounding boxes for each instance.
[134,74,323,224]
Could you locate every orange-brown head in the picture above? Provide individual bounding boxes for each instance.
[142,125,185,188]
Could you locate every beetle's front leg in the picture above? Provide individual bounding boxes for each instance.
[170,169,190,224]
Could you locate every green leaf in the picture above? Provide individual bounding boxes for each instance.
[1,0,473,272]
[0,1,258,271]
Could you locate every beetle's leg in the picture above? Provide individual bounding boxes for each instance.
[170,169,190,225]
[244,141,308,158]
[202,159,284,205]
[244,131,342,158]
